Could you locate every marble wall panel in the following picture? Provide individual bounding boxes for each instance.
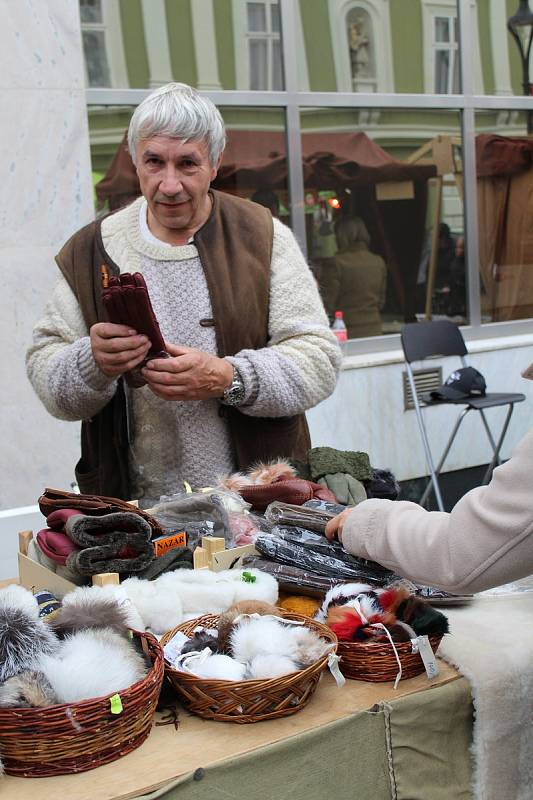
[0,245,81,508]
[0,88,93,249]
[0,1,93,510]
[0,0,84,91]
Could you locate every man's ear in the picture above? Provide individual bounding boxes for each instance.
[210,153,223,181]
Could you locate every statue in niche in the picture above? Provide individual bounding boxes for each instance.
[347,11,373,81]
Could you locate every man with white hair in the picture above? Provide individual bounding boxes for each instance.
[27,83,341,506]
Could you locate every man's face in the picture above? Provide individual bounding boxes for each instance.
[135,136,220,242]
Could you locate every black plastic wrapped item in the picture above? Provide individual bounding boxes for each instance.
[254,530,395,585]
[303,498,348,516]
[264,501,338,533]
[241,555,344,597]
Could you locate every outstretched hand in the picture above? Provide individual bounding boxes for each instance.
[325,508,353,545]
[141,342,234,401]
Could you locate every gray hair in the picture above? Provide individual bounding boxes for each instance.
[127,82,226,166]
[335,216,371,252]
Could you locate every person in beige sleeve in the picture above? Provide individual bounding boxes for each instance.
[325,366,533,594]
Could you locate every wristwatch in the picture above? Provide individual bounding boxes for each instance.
[221,365,246,407]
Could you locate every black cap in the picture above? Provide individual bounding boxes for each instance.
[430,367,486,401]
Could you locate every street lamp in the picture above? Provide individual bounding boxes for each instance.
[508,0,533,132]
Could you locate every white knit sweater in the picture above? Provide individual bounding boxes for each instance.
[27,197,341,505]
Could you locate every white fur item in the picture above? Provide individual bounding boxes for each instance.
[61,584,145,632]
[247,653,299,680]
[184,652,246,681]
[38,628,147,704]
[121,568,278,635]
[0,585,39,620]
[230,617,330,668]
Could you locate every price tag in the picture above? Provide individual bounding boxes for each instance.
[411,635,439,680]
[163,631,190,665]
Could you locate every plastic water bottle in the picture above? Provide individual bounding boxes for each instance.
[331,310,348,342]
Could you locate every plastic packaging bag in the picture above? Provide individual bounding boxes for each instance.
[242,555,344,598]
[148,491,232,550]
[264,501,337,533]
[254,528,395,585]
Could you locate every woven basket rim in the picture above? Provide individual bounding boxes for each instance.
[161,611,337,688]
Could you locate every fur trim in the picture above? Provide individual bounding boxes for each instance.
[230,616,329,667]
[59,585,145,632]
[52,588,132,637]
[218,472,253,492]
[247,653,299,679]
[0,607,59,683]
[121,568,278,636]
[0,585,39,620]
[0,670,57,708]
[217,600,280,652]
[39,628,147,704]
[247,459,297,485]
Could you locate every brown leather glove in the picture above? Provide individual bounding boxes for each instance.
[38,488,165,538]
[102,272,166,358]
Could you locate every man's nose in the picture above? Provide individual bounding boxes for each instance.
[159,168,183,196]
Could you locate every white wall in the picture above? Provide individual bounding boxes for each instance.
[308,334,533,480]
[0,1,94,509]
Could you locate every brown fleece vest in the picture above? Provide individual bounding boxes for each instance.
[55,190,310,499]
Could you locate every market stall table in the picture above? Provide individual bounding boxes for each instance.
[2,660,471,800]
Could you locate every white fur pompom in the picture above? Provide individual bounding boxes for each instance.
[39,628,147,704]
[247,654,299,679]
[230,617,295,663]
[61,585,145,632]
[0,585,39,619]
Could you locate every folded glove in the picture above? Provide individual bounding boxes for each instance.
[39,488,164,537]
[102,272,166,356]
[239,478,338,512]
[66,532,154,576]
[317,474,367,506]
[64,511,152,547]
[36,529,81,565]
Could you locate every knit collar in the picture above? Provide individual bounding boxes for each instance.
[126,196,199,262]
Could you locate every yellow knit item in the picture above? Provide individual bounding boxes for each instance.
[278,595,321,618]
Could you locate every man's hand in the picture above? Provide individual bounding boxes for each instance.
[141,342,234,401]
[90,322,151,378]
[325,508,353,545]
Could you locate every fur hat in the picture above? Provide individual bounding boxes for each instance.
[0,586,59,682]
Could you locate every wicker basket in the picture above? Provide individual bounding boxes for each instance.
[160,612,337,723]
[0,631,164,777]
[336,634,443,682]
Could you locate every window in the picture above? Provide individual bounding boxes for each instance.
[80,0,111,87]
[79,0,128,88]
[246,1,282,90]
[434,14,459,94]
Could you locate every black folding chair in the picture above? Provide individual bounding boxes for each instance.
[401,320,525,511]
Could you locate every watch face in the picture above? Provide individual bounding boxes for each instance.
[224,383,245,406]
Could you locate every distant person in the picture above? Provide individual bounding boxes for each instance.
[448,235,467,317]
[320,216,387,339]
[250,188,280,218]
